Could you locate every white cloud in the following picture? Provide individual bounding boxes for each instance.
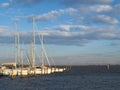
[73,4,120,25]
[1,2,10,8]
[34,8,77,21]
[10,0,42,6]
[57,25,71,31]
[93,4,120,17]
[0,26,12,37]
[0,25,120,45]
[83,0,113,4]
[98,33,117,39]
[62,0,113,6]
[94,15,119,24]
[90,5,112,12]
[54,25,89,31]
[64,8,77,14]
[0,26,8,32]
[18,8,77,22]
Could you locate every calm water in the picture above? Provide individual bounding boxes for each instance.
[0,65,120,90]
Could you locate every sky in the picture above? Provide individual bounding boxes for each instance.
[0,0,120,65]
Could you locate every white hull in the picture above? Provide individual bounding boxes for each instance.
[36,68,52,75]
[51,67,66,73]
[2,68,28,76]
[1,67,67,76]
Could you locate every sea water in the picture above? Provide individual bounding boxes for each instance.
[0,65,120,90]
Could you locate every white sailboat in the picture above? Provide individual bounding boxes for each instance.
[0,16,69,77]
[38,34,67,74]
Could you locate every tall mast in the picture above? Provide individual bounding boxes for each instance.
[14,20,20,67]
[14,21,17,68]
[17,28,20,65]
[41,34,44,66]
[32,16,36,68]
[30,36,33,67]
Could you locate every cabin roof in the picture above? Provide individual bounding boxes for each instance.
[2,62,16,66]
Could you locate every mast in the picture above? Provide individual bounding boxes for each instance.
[20,50,23,78]
[30,36,33,67]
[32,16,36,68]
[14,21,17,69]
[17,29,20,66]
[14,20,20,68]
[41,34,44,66]
[40,34,51,67]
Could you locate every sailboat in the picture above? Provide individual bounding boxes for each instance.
[38,34,66,74]
[0,20,29,77]
[0,16,68,77]
[35,34,52,75]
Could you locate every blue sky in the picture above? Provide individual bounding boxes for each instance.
[0,0,120,65]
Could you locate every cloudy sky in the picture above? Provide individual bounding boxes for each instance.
[0,0,120,65]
